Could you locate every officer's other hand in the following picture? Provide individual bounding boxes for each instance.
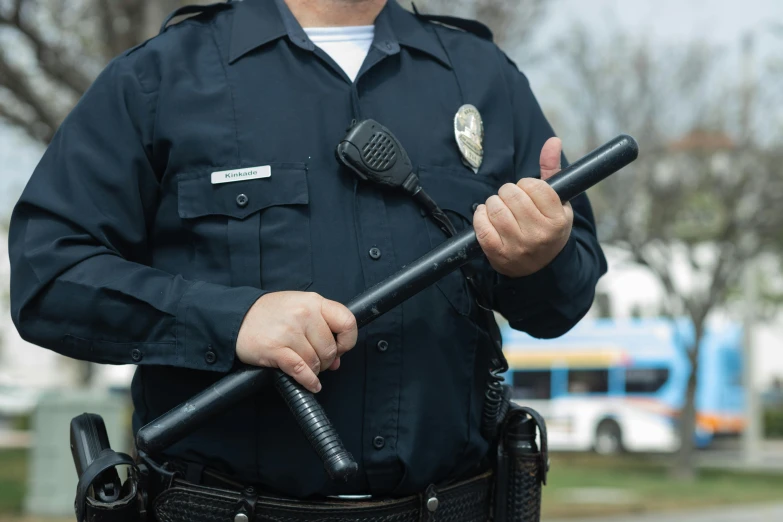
[473,137,574,278]
[236,292,358,393]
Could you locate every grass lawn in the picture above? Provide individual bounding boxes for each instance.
[0,450,26,515]
[3,449,783,520]
[543,453,783,518]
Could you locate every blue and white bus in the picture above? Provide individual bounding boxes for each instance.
[501,318,745,454]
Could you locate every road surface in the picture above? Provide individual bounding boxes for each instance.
[547,503,783,522]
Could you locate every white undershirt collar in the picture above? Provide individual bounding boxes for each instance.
[303,25,375,82]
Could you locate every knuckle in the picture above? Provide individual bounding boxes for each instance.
[475,222,493,242]
[258,334,279,352]
[487,198,506,219]
[292,305,311,320]
[309,354,321,372]
[500,245,516,264]
[486,194,501,206]
[291,357,307,375]
[532,228,550,247]
[476,227,500,252]
[517,177,538,192]
[487,237,504,254]
[323,345,338,362]
[252,333,276,355]
[498,183,520,202]
[281,323,298,338]
[308,292,325,307]
[489,241,508,261]
[342,313,357,333]
[551,212,568,230]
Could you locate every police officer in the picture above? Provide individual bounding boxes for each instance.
[9,0,606,511]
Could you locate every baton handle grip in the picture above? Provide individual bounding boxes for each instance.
[273,369,358,481]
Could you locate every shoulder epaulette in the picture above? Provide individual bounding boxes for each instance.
[411,4,493,41]
[159,1,232,34]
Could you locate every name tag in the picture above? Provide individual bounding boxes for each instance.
[211,165,271,184]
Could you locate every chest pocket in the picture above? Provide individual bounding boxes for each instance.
[177,163,312,291]
[417,165,498,317]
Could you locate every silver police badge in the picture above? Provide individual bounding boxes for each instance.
[454,104,484,173]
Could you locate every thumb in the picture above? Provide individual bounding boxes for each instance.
[540,137,562,181]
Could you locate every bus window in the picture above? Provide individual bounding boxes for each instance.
[568,369,609,394]
[722,349,742,387]
[624,368,670,393]
[512,371,552,399]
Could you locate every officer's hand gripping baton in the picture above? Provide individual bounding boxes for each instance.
[136,130,639,483]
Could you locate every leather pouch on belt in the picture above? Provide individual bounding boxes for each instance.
[492,402,549,522]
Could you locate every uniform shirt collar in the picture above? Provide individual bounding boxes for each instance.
[229,0,451,69]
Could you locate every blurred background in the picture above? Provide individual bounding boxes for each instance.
[0,0,782,521]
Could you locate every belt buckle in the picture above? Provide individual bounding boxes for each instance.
[326,494,373,500]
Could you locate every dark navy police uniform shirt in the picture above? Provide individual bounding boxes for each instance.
[9,0,606,498]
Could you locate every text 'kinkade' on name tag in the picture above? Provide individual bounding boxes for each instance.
[211,165,271,184]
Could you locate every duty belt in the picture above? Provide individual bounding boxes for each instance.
[152,471,492,522]
[71,401,547,522]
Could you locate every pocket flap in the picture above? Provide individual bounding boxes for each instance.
[178,163,308,220]
[417,166,497,221]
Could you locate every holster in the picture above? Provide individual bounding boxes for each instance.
[75,452,146,522]
[492,401,548,522]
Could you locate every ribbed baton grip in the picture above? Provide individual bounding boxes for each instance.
[273,370,358,482]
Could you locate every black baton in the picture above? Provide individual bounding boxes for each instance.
[136,134,639,482]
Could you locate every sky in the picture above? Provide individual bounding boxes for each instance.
[1,0,781,213]
[544,0,782,46]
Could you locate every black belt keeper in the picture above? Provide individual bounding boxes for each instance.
[492,400,548,522]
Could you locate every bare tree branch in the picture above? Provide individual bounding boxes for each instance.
[0,101,33,137]
[0,10,93,96]
[414,0,547,64]
[0,0,201,145]
[554,22,783,480]
[0,50,59,140]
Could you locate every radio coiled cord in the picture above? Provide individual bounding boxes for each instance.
[481,367,511,440]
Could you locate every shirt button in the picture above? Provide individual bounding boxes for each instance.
[373,436,385,449]
[368,247,381,260]
[130,349,143,362]
[385,41,393,51]
[376,340,389,352]
[236,194,249,208]
[472,202,480,212]
[205,350,217,365]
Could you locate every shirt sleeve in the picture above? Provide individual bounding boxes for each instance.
[491,51,608,338]
[8,55,264,372]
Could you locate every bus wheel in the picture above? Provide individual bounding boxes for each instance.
[594,419,623,455]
